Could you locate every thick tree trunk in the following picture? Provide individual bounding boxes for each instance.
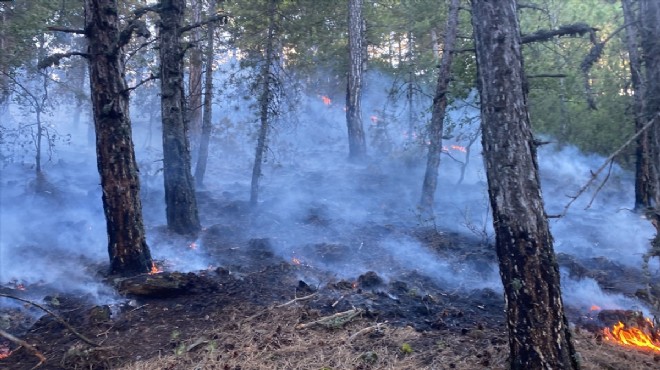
[188,0,203,156]
[85,0,153,275]
[250,0,277,207]
[159,0,201,235]
[346,0,366,160]
[623,0,653,210]
[470,1,580,369]
[419,0,460,218]
[194,0,217,187]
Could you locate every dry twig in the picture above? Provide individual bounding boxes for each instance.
[0,293,99,347]
[275,292,318,308]
[0,328,46,369]
[347,321,387,342]
[295,308,362,330]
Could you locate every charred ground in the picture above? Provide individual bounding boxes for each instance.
[2,173,660,369]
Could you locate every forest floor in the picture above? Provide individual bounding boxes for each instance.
[2,160,660,370]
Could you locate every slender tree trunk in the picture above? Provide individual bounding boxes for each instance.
[195,0,217,187]
[159,0,201,235]
[419,0,460,219]
[85,0,153,275]
[640,0,660,211]
[471,1,579,369]
[346,0,366,160]
[250,0,277,206]
[188,0,203,158]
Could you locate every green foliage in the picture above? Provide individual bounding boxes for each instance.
[400,342,413,354]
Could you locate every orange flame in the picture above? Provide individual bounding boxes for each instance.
[590,305,601,311]
[603,321,660,352]
[0,344,12,360]
[291,257,301,265]
[16,283,26,291]
[450,145,467,153]
[321,95,331,105]
[149,262,162,274]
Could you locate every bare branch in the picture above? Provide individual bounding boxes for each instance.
[527,73,568,78]
[180,12,229,33]
[38,52,88,69]
[47,26,85,34]
[559,114,659,217]
[0,328,46,368]
[521,23,598,44]
[122,73,159,94]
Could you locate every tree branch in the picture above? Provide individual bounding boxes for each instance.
[38,52,88,69]
[557,114,659,217]
[527,73,568,78]
[0,328,46,369]
[180,12,229,33]
[521,22,598,44]
[122,73,159,94]
[47,26,85,34]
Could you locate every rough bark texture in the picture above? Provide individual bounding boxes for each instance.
[419,0,460,218]
[194,0,217,187]
[623,0,653,210]
[250,0,277,206]
[470,1,580,369]
[85,0,152,275]
[188,0,203,155]
[159,0,201,235]
[345,0,366,160]
[640,0,660,208]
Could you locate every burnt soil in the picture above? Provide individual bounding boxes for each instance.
[2,189,660,369]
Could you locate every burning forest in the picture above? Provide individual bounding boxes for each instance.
[2,0,660,369]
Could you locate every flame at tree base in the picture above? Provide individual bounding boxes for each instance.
[603,321,660,353]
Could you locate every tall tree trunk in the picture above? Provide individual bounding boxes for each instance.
[470,1,579,369]
[159,0,201,235]
[188,0,203,157]
[638,0,660,211]
[640,0,660,266]
[85,0,153,275]
[346,0,366,160]
[622,0,652,210]
[419,0,460,219]
[195,0,217,187]
[250,0,277,207]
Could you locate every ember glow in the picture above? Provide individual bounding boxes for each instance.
[189,242,198,250]
[291,257,301,265]
[321,95,331,105]
[370,115,378,123]
[603,321,660,353]
[0,344,11,360]
[450,145,467,153]
[149,262,162,274]
[590,305,601,311]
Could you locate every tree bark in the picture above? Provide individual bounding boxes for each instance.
[470,1,580,369]
[419,0,460,219]
[194,0,217,187]
[640,0,660,209]
[159,0,201,235]
[346,0,366,160]
[250,0,277,207]
[85,0,153,275]
[622,0,654,210]
[188,0,203,156]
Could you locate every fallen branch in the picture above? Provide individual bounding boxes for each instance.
[521,22,597,44]
[347,321,387,342]
[0,328,46,369]
[295,308,362,330]
[558,114,658,217]
[0,293,99,347]
[276,291,318,308]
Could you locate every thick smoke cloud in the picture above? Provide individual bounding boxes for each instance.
[0,70,657,318]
